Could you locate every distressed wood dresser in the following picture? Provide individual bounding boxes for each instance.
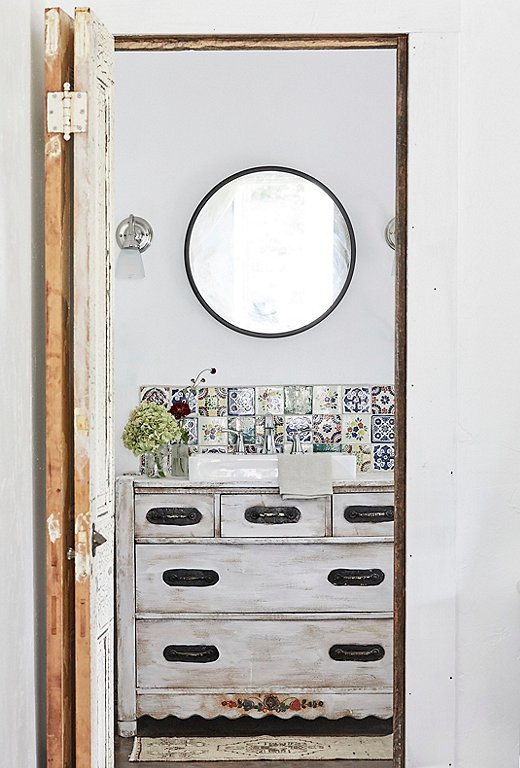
[116,475,394,736]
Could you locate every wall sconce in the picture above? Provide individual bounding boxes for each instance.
[115,214,153,279]
[385,217,396,250]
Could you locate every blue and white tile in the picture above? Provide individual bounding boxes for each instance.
[313,385,341,414]
[201,446,227,454]
[183,416,198,445]
[373,443,394,471]
[342,386,370,413]
[198,416,228,446]
[371,415,395,443]
[285,415,313,444]
[140,385,170,407]
[342,414,371,443]
[171,386,197,415]
[228,387,255,416]
[284,385,313,415]
[284,442,313,454]
[312,414,342,444]
[255,386,284,415]
[343,444,372,473]
[371,385,395,415]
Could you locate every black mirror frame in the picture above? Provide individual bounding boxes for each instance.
[184,165,356,338]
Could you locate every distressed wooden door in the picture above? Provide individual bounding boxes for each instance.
[45,7,115,768]
[73,8,115,768]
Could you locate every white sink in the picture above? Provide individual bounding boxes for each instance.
[189,454,356,483]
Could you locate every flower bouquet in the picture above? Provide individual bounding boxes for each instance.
[123,401,182,477]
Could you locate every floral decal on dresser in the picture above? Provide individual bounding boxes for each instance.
[221,694,324,713]
[139,383,395,471]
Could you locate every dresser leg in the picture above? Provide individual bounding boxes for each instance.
[117,720,137,738]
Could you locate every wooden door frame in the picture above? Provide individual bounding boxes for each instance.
[114,33,408,767]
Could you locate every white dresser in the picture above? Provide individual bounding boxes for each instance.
[116,476,394,737]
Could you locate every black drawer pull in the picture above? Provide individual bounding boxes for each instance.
[328,568,385,587]
[163,645,219,663]
[245,506,301,524]
[344,505,394,523]
[163,568,219,587]
[146,507,202,526]
[329,644,385,662]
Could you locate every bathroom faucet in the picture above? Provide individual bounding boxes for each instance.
[260,413,277,454]
[222,427,246,455]
[288,426,313,454]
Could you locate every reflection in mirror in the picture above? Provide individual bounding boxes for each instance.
[185,167,356,337]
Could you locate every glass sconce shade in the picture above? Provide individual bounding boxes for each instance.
[116,245,145,279]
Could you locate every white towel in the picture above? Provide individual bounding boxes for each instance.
[277,453,333,499]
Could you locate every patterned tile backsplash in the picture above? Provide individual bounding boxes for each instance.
[139,383,395,473]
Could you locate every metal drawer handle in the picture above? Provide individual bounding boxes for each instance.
[245,506,301,524]
[344,505,394,523]
[146,507,202,526]
[162,568,219,587]
[329,644,385,662]
[163,645,219,663]
[328,568,385,587]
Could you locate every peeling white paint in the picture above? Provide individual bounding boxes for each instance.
[45,135,62,159]
[46,512,61,543]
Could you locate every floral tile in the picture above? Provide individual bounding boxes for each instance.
[228,387,255,416]
[255,416,285,448]
[312,414,342,444]
[342,386,370,413]
[343,414,370,443]
[371,385,395,415]
[140,385,170,407]
[198,416,228,446]
[373,443,395,471]
[313,443,342,452]
[313,385,341,414]
[255,386,284,415]
[183,416,198,445]
[228,416,256,445]
[285,415,313,444]
[343,444,372,473]
[371,415,395,443]
[197,386,228,417]
[284,385,312,415]
[171,387,197,415]
[201,446,227,454]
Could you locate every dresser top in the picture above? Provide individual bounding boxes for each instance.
[119,473,394,492]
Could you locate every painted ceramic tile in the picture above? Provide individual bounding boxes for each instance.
[255,416,285,448]
[284,385,313,415]
[140,385,170,407]
[371,415,395,443]
[342,386,370,413]
[197,387,228,417]
[198,416,228,446]
[228,416,256,445]
[312,414,342,444]
[255,386,284,415]
[343,414,370,443]
[313,385,341,414]
[313,443,342,453]
[284,442,313,454]
[188,446,199,455]
[228,387,255,416]
[201,447,227,454]
[373,443,395,471]
[285,415,313,444]
[170,387,197,415]
[245,444,258,454]
[371,385,395,415]
[343,444,372,473]
[183,416,198,445]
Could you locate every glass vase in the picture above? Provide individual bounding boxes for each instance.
[168,442,189,478]
[141,447,167,478]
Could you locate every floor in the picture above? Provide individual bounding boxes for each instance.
[115,716,393,768]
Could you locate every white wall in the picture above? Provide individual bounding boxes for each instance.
[5,1,519,766]
[114,49,396,472]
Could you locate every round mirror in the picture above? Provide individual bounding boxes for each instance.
[185,167,356,338]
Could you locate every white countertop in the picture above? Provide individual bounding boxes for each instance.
[120,472,394,491]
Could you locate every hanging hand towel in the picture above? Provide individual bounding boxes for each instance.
[277,453,332,499]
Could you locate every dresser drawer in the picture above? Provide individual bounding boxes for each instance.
[135,542,392,614]
[333,493,394,537]
[136,616,392,692]
[135,493,214,538]
[220,494,328,537]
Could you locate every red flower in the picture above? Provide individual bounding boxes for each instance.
[289,699,301,711]
[170,400,191,420]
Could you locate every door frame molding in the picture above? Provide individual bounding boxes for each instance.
[113,32,408,767]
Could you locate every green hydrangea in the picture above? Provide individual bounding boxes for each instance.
[122,402,183,456]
